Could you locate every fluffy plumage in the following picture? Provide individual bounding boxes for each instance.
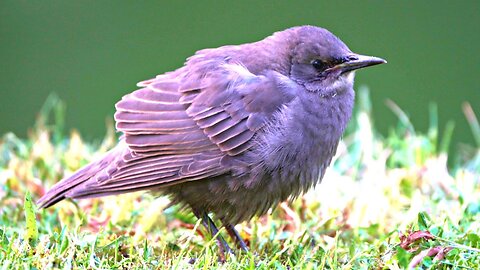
[38,25,385,229]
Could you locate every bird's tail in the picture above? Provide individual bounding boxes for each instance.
[37,147,119,208]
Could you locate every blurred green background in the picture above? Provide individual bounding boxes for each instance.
[1,1,479,152]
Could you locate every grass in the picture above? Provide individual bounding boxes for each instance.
[1,88,479,269]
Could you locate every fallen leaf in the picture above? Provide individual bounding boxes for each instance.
[408,246,453,269]
[399,230,435,251]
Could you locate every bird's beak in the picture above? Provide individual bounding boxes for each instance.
[335,54,387,74]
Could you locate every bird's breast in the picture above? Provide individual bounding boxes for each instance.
[248,88,355,195]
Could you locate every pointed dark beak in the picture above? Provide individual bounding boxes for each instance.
[336,54,387,74]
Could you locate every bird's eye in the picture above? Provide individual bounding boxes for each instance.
[312,59,327,71]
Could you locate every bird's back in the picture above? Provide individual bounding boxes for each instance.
[37,36,298,210]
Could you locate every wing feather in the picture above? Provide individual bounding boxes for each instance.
[42,57,297,202]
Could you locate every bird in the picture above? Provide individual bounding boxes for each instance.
[38,25,386,253]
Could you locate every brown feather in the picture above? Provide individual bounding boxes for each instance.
[38,56,295,207]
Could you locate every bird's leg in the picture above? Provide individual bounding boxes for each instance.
[222,222,249,252]
[192,209,233,259]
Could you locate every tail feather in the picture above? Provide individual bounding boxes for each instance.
[37,147,119,208]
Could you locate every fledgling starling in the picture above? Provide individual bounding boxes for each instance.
[38,25,386,252]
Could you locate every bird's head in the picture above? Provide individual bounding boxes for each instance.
[285,26,386,96]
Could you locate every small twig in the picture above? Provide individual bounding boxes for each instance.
[436,236,480,253]
[385,99,415,135]
[462,102,480,147]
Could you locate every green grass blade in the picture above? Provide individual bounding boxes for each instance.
[23,191,38,245]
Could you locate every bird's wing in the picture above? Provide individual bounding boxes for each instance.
[64,61,296,198]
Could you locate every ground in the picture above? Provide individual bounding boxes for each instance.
[1,89,479,269]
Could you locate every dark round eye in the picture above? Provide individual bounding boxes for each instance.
[312,59,327,71]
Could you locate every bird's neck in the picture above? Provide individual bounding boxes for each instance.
[235,36,294,76]
[299,87,354,147]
